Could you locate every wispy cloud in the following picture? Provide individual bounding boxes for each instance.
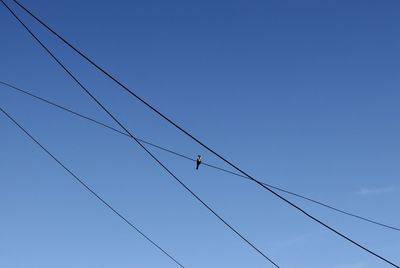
[356,186,399,196]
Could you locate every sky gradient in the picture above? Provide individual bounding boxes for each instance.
[1,0,399,267]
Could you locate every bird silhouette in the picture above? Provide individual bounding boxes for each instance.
[196,155,202,170]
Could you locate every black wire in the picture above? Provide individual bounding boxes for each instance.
[6,1,400,267]
[0,80,194,162]
[2,80,400,233]
[201,162,400,233]
[1,2,280,267]
[0,106,185,268]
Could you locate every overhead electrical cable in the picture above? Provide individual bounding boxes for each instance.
[0,80,196,162]
[0,106,185,268]
[2,80,399,233]
[1,2,280,267]
[4,1,399,266]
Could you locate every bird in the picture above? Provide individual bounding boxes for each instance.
[196,155,202,170]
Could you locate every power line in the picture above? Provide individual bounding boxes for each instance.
[0,81,194,162]
[6,1,399,267]
[0,106,185,268]
[2,80,399,233]
[1,2,280,266]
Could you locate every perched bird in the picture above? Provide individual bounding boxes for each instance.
[196,155,202,170]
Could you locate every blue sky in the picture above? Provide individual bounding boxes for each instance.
[1,0,399,267]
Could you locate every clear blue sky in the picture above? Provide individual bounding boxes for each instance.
[1,0,399,267]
